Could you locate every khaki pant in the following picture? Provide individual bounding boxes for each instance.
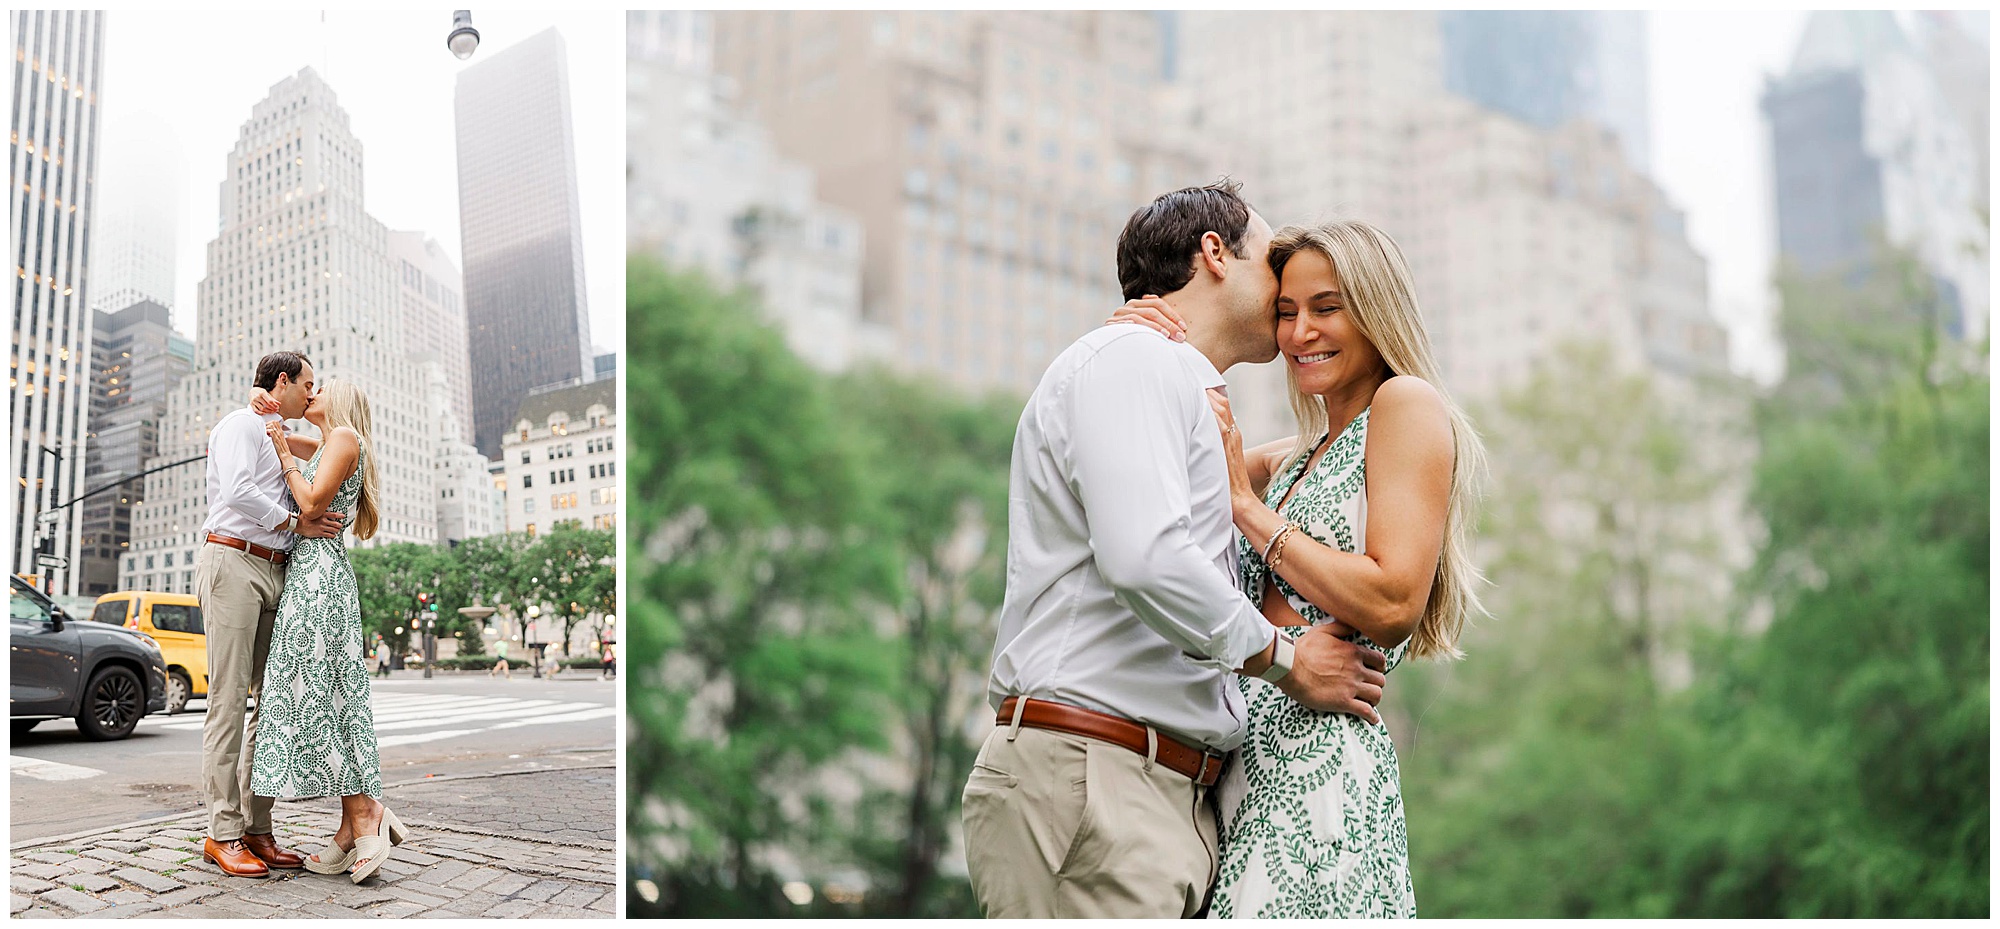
[194,543,283,841]
[961,725,1220,919]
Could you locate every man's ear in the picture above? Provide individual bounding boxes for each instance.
[1197,230,1230,283]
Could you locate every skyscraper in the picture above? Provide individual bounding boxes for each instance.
[81,300,191,595]
[11,10,106,595]
[455,29,593,458]
[709,11,1208,395]
[627,11,874,371]
[89,112,182,315]
[1178,11,1724,441]
[390,231,473,446]
[125,68,441,594]
[1763,11,1987,340]
[1439,11,1653,172]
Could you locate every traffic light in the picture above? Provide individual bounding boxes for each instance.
[416,591,431,609]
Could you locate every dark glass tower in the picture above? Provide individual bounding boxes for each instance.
[455,28,593,458]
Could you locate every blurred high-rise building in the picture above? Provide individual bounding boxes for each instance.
[1914,12,1989,206]
[80,300,191,595]
[1178,11,1725,443]
[710,11,1208,394]
[125,68,442,594]
[628,11,876,371]
[90,113,182,316]
[1763,11,1988,341]
[390,231,473,447]
[455,29,593,458]
[1439,11,1652,172]
[11,10,106,595]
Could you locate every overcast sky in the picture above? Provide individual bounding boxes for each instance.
[97,9,625,354]
[1649,10,1809,385]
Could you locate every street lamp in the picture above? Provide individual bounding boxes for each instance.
[446,11,480,60]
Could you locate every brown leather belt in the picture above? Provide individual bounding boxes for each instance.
[997,696,1225,787]
[206,533,289,565]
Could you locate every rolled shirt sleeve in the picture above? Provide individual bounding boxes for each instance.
[1064,335,1273,671]
[210,414,291,532]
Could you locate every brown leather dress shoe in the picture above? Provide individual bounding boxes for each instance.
[202,837,270,878]
[242,832,305,869]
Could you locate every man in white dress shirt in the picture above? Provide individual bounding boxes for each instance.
[963,181,1391,918]
[194,351,347,878]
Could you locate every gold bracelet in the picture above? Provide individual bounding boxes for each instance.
[1260,522,1295,564]
[1269,523,1307,569]
[1256,520,1304,564]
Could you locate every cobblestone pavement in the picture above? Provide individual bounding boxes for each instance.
[8,766,615,919]
[391,768,615,848]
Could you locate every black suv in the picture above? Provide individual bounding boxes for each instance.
[10,576,168,740]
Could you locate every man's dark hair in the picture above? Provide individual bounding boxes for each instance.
[254,351,312,391]
[1115,178,1255,300]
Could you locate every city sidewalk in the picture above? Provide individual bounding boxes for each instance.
[8,767,615,919]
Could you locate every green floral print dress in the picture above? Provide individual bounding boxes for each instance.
[1209,407,1416,918]
[250,440,383,800]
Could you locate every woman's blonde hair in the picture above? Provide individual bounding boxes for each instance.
[1267,220,1487,660]
[314,378,381,540]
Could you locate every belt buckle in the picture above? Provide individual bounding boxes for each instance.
[1197,750,1222,784]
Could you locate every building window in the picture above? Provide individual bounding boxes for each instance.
[522,474,532,489]
[524,498,536,514]
[521,451,530,464]
[525,524,537,538]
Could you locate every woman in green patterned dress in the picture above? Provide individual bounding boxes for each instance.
[1121,218,1486,917]
[250,378,407,883]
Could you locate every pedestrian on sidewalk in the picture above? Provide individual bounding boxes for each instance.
[600,641,616,680]
[372,633,391,678]
[490,638,512,679]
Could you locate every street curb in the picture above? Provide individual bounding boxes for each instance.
[11,764,620,853]
[384,762,614,790]
[10,809,203,852]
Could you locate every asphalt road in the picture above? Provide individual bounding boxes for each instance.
[9,672,616,843]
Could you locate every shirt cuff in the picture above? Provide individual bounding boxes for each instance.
[1185,601,1275,672]
[255,497,292,532]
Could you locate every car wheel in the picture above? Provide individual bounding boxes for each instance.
[77,665,144,741]
[165,670,191,716]
[11,719,38,737]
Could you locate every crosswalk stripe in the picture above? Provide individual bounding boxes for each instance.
[372,702,599,733]
[151,694,609,745]
[10,755,106,781]
[375,706,615,747]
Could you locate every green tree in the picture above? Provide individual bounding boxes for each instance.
[625,259,902,916]
[1646,248,1988,917]
[1395,245,1987,917]
[350,541,454,659]
[1395,340,1744,917]
[514,526,617,656]
[838,369,1017,917]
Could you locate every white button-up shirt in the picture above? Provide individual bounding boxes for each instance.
[987,325,1274,752]
[201,407,297,552]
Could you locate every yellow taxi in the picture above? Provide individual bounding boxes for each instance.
[90,591,206,715]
